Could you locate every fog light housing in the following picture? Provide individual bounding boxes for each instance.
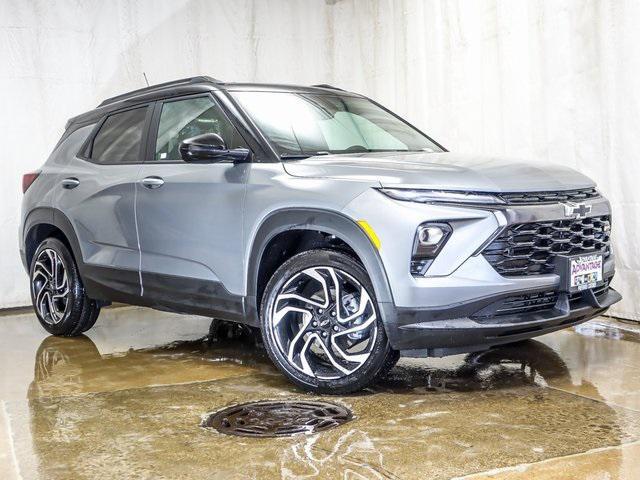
[410,223,452,276]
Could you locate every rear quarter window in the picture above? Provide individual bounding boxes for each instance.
[90,107,148,164]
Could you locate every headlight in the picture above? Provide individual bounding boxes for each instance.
[378,188,505,205]
[411,223,452,276]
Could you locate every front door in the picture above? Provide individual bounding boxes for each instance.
[135,94,251,318]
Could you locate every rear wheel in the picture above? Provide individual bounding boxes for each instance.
[30,238,100,336]
[80,302,101,333]
[260,249,396,394]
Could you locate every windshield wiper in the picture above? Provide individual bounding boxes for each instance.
[279,149,426,160]
[280,154,311,160]
[280,152,329,160]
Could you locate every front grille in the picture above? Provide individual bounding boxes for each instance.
[483,215,611,276]
[498,187,600,205]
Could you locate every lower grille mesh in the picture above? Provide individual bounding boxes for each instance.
[489,282,611,318]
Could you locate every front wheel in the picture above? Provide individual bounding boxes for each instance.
[260,249,396,394]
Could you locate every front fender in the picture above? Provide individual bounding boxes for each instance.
[245,208,394,323]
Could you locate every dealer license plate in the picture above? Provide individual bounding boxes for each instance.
[570,254,603,291]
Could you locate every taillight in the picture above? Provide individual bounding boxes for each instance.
[22,171,41,193]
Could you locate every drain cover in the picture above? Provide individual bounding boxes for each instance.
[202,400,353,437]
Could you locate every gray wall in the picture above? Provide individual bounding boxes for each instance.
[1,0,638,320]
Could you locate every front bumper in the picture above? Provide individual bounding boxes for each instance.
[381,252,619,356]
[381,240,619,355]
[381,276,621,357]
[345,188,621,355]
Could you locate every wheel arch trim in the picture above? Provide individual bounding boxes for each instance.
[246,208,395,313]
[22,207,85,274]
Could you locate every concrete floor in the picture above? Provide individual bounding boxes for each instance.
[1,307,639,479]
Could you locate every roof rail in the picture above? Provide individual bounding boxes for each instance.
[311,84,345,91]
[98,76,222,107]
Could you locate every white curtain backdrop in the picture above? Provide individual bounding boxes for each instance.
[1,0,638,320]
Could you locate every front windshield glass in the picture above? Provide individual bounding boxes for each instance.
[231,91,443,157]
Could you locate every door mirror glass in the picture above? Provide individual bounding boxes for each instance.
[179,133,251,163]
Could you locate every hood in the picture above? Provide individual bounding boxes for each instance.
[282,152,595,193]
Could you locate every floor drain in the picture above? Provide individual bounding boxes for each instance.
[202,400,353,438]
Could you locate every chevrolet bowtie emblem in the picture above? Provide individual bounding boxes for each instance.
[563,202,592,219]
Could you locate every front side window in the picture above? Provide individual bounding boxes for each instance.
[91,107,148,164]
[154,96,247,161]
[231,91,443,157]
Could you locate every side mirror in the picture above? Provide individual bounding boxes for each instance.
[179,133,251,164]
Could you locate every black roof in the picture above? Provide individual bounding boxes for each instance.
[221,82,354,94]
[97,76,223,107]
[68,77,359,128]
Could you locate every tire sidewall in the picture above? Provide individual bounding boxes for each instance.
[260,249,391,394]
[29,238,85,335]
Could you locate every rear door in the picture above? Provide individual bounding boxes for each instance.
[56,105,152,301]
[135,94,251,318]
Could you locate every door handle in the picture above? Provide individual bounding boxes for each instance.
[141,176,165,189]
[61,177,80,189]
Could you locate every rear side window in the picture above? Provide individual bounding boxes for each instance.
[91,107,148,164]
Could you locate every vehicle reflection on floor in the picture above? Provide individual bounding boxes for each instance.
[28,319,587,398]
[378,340,575,393]
[28,320,277,400]
[2,308,638,479]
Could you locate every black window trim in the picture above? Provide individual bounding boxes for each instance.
[214,89,279,163]
[143,92,255,165]
[77,102,154,165]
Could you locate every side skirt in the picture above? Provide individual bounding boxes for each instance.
[82,266,253,325]
[141,271,248,323]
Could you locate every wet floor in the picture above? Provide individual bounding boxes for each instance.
[1,306,640,479]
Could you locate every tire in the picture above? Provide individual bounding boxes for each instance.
[29,238,100,336]
[260,249,397,394]
[378,348,400,379]
[80,301,101,333]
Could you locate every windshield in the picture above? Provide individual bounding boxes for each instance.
[231,91,443,158]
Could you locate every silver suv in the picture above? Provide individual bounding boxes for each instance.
[20,77,621,393]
